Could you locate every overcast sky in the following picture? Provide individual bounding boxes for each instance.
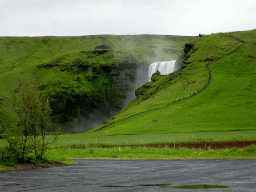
[0,0,255,36]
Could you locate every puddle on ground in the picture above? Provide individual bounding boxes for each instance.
[2,183,20,186]
[101,183,229,189]
[139,184,172,187]
[172,184,229,189]
[101,185,132,187]
[102,183,173,188]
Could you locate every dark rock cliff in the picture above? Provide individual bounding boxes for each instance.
[182,43,195,69]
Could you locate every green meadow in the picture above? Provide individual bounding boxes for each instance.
[45,145,256,161]
[0,29,256,166]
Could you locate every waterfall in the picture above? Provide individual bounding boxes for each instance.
[148,60,176,81]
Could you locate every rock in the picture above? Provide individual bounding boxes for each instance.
[94,45,111,49]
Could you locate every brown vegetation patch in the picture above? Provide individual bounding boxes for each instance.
[1,161,68,172]
[101,141,256,149]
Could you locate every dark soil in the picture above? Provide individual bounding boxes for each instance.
[1,161,68,172]
[100,141,256,149]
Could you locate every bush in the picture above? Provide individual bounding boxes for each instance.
[0,145,19,162]
[0,137,44,164]
[26,153,38,164]
[0,134,8,139]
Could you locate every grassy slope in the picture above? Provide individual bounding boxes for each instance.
[95,34,245,123]
[0,30,256,164]
[75,29,256,145]
[10,29,254,149]
[0,35,194,130]
[2,30,254,146]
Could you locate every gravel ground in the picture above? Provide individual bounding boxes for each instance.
[1,159,256,191]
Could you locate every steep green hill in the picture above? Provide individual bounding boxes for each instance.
[0,29,255,149]
[0,35,196,133]
[86,29,256,144]
[1,29,255,145]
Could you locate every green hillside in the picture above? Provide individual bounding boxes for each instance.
[0,29,256,164]
[1,29,255,147]
[81,29,256,145]
[0,35,195,133]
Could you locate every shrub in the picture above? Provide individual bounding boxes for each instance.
[0,134,8,139]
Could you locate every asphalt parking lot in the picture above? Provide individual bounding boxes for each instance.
[1,159,256,191]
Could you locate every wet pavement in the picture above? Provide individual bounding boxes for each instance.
[0,159,256,191]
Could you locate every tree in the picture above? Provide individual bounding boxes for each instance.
[13,80,58,161]
[0,119,4,134]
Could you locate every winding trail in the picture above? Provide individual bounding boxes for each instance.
[96,34,246,131]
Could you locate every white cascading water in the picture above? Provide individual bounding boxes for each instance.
[148,60,176,81]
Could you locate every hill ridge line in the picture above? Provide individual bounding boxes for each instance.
[95,34,246,132]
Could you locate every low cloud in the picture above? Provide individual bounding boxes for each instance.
[0,0,255,36]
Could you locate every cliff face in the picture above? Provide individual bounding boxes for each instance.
[111,62,137,89]
[111,62,137,105]
[38,51,146,133]
[70,62,138,133]
[181,42,195,69]
[75,61,150,132]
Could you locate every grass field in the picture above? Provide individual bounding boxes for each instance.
[45,145,256,163]
[0,30,256,167]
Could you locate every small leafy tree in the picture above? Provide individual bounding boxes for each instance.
[37,98,59,159]
[13,80,59,162]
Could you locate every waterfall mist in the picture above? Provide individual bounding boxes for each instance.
[135,61,150,88]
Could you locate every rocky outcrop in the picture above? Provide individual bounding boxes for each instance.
[95,45,111,49]
[184,43,194,55]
